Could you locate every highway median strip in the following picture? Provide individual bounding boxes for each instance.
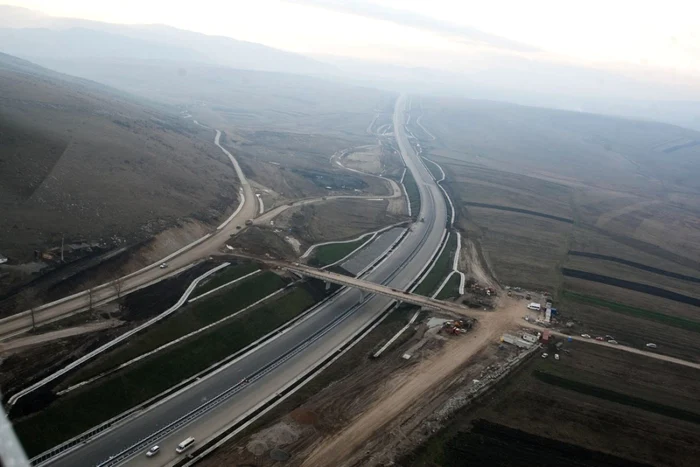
[16,283,319,457]
[59,270,286,387]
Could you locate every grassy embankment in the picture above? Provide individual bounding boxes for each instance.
[403,170,421,217]
[309,239,366,267]
[15,282,317,456]
[436,273,461,299]
[64,270,286,385]
[414,234,456,297]
[191,262,260,297]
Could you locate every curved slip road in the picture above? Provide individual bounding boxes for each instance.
[43,94,449,467]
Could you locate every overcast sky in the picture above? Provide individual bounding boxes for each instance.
[6,0,700,77]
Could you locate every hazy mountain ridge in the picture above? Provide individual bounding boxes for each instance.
[0,5,333,75]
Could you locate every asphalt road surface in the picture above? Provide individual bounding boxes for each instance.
[43,94,449,467]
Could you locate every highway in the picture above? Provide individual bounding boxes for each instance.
[43,94,449,467]
[0,130,258,341]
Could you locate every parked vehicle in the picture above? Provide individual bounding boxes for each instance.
[159,263,168,269]
[541,353,548,358]
[146,446,160,457]
[608,340,618,344]
[176,437,195,454]
[646,343,658,349]
[581,334,591,338]
[595,336,605,341]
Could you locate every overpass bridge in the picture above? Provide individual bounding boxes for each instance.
[266,260,483,319]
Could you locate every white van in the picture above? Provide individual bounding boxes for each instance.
[176,437,195,454]
[527,302,541,311]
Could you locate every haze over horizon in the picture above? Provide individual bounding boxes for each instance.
[4,0,700,89]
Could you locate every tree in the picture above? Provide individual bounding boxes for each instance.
[19,288,39,331]
[86,285,95,312]
[111,274,125,310]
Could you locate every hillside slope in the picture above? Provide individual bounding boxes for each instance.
[0,52,238,262]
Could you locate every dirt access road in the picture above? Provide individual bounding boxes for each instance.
[302,297,523,467]
[0,129,258,341]
[302,293,700,466]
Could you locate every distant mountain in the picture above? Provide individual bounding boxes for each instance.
[0,52,238,261]
[0,27,207,62]
[0,5,334,76]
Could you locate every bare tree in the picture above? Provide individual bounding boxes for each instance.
[86,285,95,312]
[19,288,39,331]
[111,274,125,302]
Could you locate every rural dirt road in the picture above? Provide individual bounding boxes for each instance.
[0,320,121,353]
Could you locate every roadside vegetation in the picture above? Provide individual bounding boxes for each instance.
[414,234,456,297]
[422,158,443,181]
[309,239,366,267]
[436,273,461,299]
[191,262,260,297]
[402,170,421,217]
[62,271,286,386]
[14,284,318,457]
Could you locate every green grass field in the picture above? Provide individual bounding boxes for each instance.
[563,291,700,333]
[310,238,366,267]
[414,233,456,296]
[191,262,260,297]
[436,273,461,299]
[14,286,317,457]
[63,271,286,386]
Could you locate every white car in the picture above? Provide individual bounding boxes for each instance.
[159,263,168,269]
[646,343,657,349]
[146,445,160,457]
[608,339,618,345]
[580,334,591,338]
[554,354,560,360]
[176,437,195,454]
[541,353,548,359]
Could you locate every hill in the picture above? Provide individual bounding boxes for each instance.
[0,5,333,76]
[0,52,238,264]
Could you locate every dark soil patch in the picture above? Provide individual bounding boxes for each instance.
[561,268,700,307]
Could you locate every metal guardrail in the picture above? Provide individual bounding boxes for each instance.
[10,263,230,411]
[30,268,361,466]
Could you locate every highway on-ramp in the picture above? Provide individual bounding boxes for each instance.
[41,94,449,467]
